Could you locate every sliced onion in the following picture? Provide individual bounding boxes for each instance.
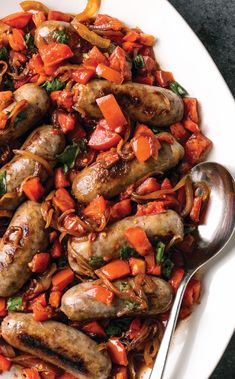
[20,1,49,13]
[72,20,110,49]
[73,0,101,22]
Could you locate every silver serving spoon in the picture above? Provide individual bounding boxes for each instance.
[150,162,235,379]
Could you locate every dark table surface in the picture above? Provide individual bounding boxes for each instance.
[168,1,235,377]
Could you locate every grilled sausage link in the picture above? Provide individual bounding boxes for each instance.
[74,79,184,126]
[61,276,173,321]
[72,133,184,203]
[0,201,49,297]
[68,210,184,274]
[2,313,112,379]
[0,125,65,211]
[0,84,50,144]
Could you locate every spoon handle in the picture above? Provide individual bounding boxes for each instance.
[150,271,193,379]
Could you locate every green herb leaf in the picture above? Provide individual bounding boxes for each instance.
[0,47,8,61]
[42,79,66,93]
[14,110,26,125]
[169,81,188,97]
[120,245,138,260]
[24,33,36,51]
[0,171,7,196]
[53,29,68,44]
[162,259,174,279]
[156,241,166,265]
[57,140,86,173]
[7,296,23,311]
[88,256,104,268]
[3,76,14,91]
[133,54,145,70]
[105,317,133,337]
[118,282,130,292]
[124,299,139,310]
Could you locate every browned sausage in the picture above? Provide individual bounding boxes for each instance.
[68,210,183,275]
[2,313,111,379]
[72,133,184,203]
[0,201,49,297]
[74,80,184,126]
[61,276,173,321]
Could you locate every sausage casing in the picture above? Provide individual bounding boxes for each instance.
[68,210,184,274]
[2,313,112,379]
[0,125,65,211]
[0,201,48,297]
[0,84,49,144]
[74,80,184,126]
[61,276,173,321]
[72,134,184,203]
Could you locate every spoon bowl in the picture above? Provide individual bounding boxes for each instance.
[150,162,235,379]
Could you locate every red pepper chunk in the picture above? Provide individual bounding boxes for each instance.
[85,285,114,305]
[54,168,70,189]
[88,125,121,151]
[51,239,63,258]
[129,258,146,275]
[190,196,202,222]
[113,367,128,379]
[32,303,53,322]
[22,177,45,202]
[0,298,7,317]
[53,188,76,212]
[49,291,62,308]
[82,321,107,338]
[136,201,166,216]
[52,268,74,291]
[185,133,212,165]
[183,97,199,124]
[96,63,123,84]
[48,10,71,22]
[128,318,142,339]
[2,12,32,28]
[136,177,160,195]
[169,268,185,293]
[29,253,50,273]
[39,43,73,67]
[107,338,128,366]
[100,260,130,281]
[83,195,108,222]
[110,199,132,221]
[131,134,153,163]
[96,94,127,131]
[156,70,174,87]
[72,68,94,84]
[124,226,153,256]
[170,122,190,142]
[183,279,201,306]
[23,368,41,379]
[57,111,76,134]
[0,355,12,373]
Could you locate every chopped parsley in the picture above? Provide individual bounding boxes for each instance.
[42,79,66,93]
[118,282,130,292]
[0,171,7,196]
[57,140,86,173]
[0,47,8,61]
[24,33,36,51]
[120,245,138,260]
[105,317,133,337]
[133,54,145,70]
[7,296,23,311]
[53,29,68,44]
[124,299,139,310]
[169,81,188,97]
[14,110,26,125]
[156,241,166,265]
[88,256,104,268]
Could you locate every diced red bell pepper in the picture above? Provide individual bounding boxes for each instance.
[32,11,47,28]
[96,63,123,84]
[72,68,95,84]
[57,110,76,134]
[127,319,141,339]
[185,133,212,165]
[110,199,132,221]
[32,303,53,322]
[52,268,75,291]
[29,253,50,273]
[183,118,200,133]
[8,28,26,51]
[51,239,63,258]
[183,279,201,306]
[109,46,132,81]
[88,125,121,151]
[0,355,12,373]
[183,97,199,123]
[2,12,32,28]
[136,177,160,195]
[135,75,154,86]
[156,70,174,87]
[54,168,70,188]
[131,134,153,163]
[107,338,128,366]
[39,43,74,67]
[48,10,71,22]
[82,321,107,338]
[124,227,153,256]
[85,285,114,305]
[161,178,172,190]
[83,195,108,222]
[96,94,127,131]
[22,177,45,202]
[49,290,62,308]
[83,46,109,68]
[101,260,130,281]
[145,253,161,275]
[136,201,166,216]
[53,188,76,212]
[0,298,7,317]
[169,268,185,293]
[129,258,146,276]
[170,122,190,142]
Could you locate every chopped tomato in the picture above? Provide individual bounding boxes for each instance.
[2,12,32,28]
[136,201,166,216]
[127,319,141,340]
[49,290,62,308]
[54,168,70,188]
[113,367,128,379]
[110,199,132,220]
[129,258,146,275]
[72,68,95,84]
[131,135,153,163]
[29,253,50,273]
[107,338,128,366]
[134,123,154,138]
[183,97,199,124]
[53,188,76,212]
[62,214,86,235]
[145,253,161,275]
[22,177,45,202]
[96,94,127,131]
[85,285,114,305]
[52,268,75,291]
[170,123,190,142]
[28,54,45,75]
[183,279,201,306]
[183,118,200,133]
[156,70,174,87]
[52,90,74,112]
[0,298,7,317]
[8,28,26,51]
[82,321,107,338]
[51,239,63,258]
[32,302,53,322]
[32,11,47,28]
[88,125,121,151]
[161,178,172,190]
[169,268,185,293]
[22,368,40,379]
[57,110,76,134]
[83,195,108,222]
[48,10,71,22]
[96,63,123,84]
[101,260,130,281]
[136,177,160,195]
[83,46,109,68]
[185,133,212,165]
[109,46,132,81]
[39,43,74,67]
[124,226,153,256]
[190,196,202,222]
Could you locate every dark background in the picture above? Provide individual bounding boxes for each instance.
[168,1,235,377]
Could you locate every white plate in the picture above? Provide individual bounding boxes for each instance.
[1,1,235,379]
